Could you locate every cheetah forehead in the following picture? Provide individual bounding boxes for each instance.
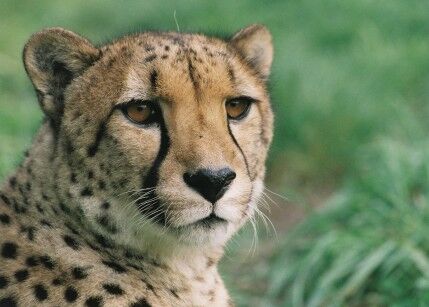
[98,32,265,104]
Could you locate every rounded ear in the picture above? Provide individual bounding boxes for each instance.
[23,27,100,122]
[230,24,273,81]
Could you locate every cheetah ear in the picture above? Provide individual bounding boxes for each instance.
[230,24,273,81]
[23,28,100,122]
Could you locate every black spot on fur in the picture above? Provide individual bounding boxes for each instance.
[52,278,63,286]
[72,267,88,279]
[80,187,93,197]
[98,180,106,190]
[97,215,118,234]
[87,241,101,252]
[144,45,155,52]
[207,257,215,267]
[63,235,80,250]
[149,69,158,90]
[101,202,110,210]
[34,283,48,301]
[65,222,80,235]
[146,283,155,292]
[1,242,18,259]
[128,263,142,271]
[18,185,25,195]
[26,255,39,267]
[51,205,59,215]
[144,54,157,62]
[14,269,29,282]
[124,250,145,260]
[13,202,27,214]
[94,233,113,248]
[9,177,16,188]
[59,202,71,214]
[0,297,17,307]
[70,173,77,183]
[0,213,10,224]
[0,193,10,206]
[20,225,35,241]
[170,289,180,298]
[102,260,127,273]
[103,283,125,295]
[85,296,103,307]
[107,57,116,68]
[65,139,74,154]
[40,255,55,269]
[0,275,9,289]
[64,286,79,302]
[130,298,152,307]
[119,179,127,188]
[40,219,52,227]
[36,203,44,213]
[27,226,36,241]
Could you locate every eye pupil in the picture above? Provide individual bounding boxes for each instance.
[122,100,157,125]
[226,97,253,120]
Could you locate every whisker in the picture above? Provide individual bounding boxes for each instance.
[264,187,289,202]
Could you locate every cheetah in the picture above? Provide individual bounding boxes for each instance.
[0,24,274,306]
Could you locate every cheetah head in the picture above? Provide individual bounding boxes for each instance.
[23,25,273,250]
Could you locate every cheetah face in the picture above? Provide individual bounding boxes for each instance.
[23,25,273,247]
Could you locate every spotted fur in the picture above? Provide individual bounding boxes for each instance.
[0,24,273,306]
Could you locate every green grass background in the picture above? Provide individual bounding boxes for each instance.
[1,1,429,306]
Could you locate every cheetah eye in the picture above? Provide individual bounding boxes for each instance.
[121,100,159,126]
[225,96,254,120]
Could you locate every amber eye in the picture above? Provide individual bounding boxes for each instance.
[122,100,158,125]
[225,97,254,120]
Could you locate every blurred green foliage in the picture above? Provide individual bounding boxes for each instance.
[266,140,429,306]
[1,1,429,306]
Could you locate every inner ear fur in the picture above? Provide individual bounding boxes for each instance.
[23,27,100,122]
[230,24,273,81]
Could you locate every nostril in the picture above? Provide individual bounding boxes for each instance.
[183,173,193,186]
[183,167,236,203]
[225,171,236,184]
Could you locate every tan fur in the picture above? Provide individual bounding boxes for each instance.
[0,25,273,306]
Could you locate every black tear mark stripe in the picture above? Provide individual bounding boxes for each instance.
[139,106,170,223]
[227,122,251,180]
[87,122,106,157]
[87,107,117,157]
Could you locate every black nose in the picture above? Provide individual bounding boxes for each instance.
[183,168,236,203]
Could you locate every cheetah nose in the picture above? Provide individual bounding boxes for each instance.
[183,168,236,204]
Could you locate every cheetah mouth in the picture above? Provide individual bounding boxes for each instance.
[194,213,227,228]
[174,213,228,230]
